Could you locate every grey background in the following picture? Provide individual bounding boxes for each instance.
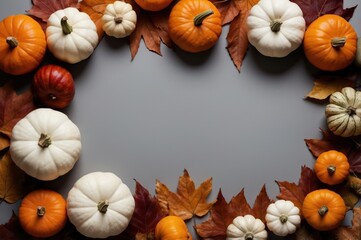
[0,0,360,239]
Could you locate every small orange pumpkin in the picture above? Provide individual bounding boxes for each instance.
[302,189,346,231]
[18,189,67,238]
[303,14,357,71]
[0,14,46,75]
[314,150,350,185]
[155,216,192,240]
[134,0,172,11]
[168,0,222,53]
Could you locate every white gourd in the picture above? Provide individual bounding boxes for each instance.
[326,87,361,137]
[46,7,99,64]
[67,172,135,238]
[10,108,81,181]
[265,200,301,236]
[247,0,306,57]
[102,1,137,38]
[227,215,267,240]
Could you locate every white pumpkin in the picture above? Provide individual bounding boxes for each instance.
[247,0,306,57]
[10,108,81,181]
[326,87,361,137]
[265,200,301,236]
[227,215,267,240]
[67,172,135,238]
[102,1,137,38]
[46,7,99,64]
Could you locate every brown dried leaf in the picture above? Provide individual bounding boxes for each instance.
[210,0,243,25]
[0,134,9,152]
[252,185,272,223]
[338,184,359,210]
[334,208,361,240]
[27,0,79,22]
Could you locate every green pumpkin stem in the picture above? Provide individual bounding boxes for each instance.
[279,214,288,223]
[61,16,73,35]
[270,20,282,32]
[6,37,18,48]
[245,233,254,240]
[331,37,346,48]
[37,206,46,217]
[38,133,52,148]
[194,9,214,26]
[97,200,109,213]
[327,165,336,175]
[318,206,328,216]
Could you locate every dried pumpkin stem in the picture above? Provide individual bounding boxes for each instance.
[327,165,336,175]
[61,16,73,35]
[194,9,214,26]
[37,206,46,217]
[270,20,282,32]
[245,233,254,240]
[279,214,288,223]
[38,133,52,148]
[318,206,328,216]
[331,37,346,48]
[6,37,18,48]
[98,200,109,213]
[114,15,123,24]
[347,106,357,115]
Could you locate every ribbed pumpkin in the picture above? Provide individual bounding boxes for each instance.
[155,216,192,240]
[0,14,46,75]
[303,14,357,71]
[168,0,222,53]
[134,0,172,11]
[19,189,67,238]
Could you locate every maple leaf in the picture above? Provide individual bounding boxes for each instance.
[291,0,357,26]
[0,83,36,138]
[27,0,79,25]
[0,134,9,152]
[195,189,252,239]
[0,212,28,240]
[226,0,260,71]
[127,180,166,238]
[0,151,27,204]
[155,169,214,220]
[334,207,361,239]
[210,0,242,25]
[252,185,272,223]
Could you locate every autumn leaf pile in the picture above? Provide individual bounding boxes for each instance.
[0,0,361,239]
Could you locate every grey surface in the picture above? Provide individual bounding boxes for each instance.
[0,0,360,239]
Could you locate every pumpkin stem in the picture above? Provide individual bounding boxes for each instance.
[245,233,254,240]
[114,15,123,24]
[97,200,109,213]
[37,206,46,217]
[279,214,288,224]
[331,37,346,48]
[347,106,357,115]
[61,16,73,35]
[38,133,52,148]
[270,20,282,32]
[327,165,336,175]
[318,206,328,216]
[6,37,18,48]
[194,9,214,26]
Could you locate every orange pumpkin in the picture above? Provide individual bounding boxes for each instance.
[314,150,350,185]
[168,0,222,53]
[19,189,67,238]
[303,14,357,71]
[155,216,192,240]
[0,14,46,75]
[302,189,346,231]
[134,0,172,11]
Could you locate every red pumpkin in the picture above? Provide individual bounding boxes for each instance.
[33,64,75,109]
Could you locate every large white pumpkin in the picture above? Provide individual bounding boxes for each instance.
[67,172,135,238]
[10,108,81,181]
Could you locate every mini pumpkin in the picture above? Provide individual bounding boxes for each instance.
[302,189,346,231]
[304,14,357,71]
[67,172,135,238]
[134,0,172,11]
[265,200,301,236]
[19,189,67,238]
[355,37,361,67]
[10,108,81,181]
[168,0,222,53]
[314,150,350,185]
[0,14,46,75]
[247,0,306,57]
[46,7,99,64]
[155,216,192,240]
[227,215,267,240]
[102,1,137,38]
[325,87,361,137]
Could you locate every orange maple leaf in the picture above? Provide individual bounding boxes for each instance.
[156,169,214,220]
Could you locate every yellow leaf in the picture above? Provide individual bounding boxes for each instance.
[306,77,355,100]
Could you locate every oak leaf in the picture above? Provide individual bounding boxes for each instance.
[334,207,361,240]
[291,0,357,26]
[155,169,214,220]
[0,83,36,138]
[0,151,27,204]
